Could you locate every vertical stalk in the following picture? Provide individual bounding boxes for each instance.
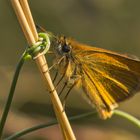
[11,0,76,139]
[0,55,25,139]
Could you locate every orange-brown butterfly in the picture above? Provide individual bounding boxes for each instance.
[37,25,140,119]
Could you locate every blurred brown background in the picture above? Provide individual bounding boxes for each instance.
[0,0,140,139]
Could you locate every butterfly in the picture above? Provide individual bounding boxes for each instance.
[37,25,140,119]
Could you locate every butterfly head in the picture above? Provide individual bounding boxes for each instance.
[52,36,72,56]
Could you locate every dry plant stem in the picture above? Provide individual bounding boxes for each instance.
[11,0,76,139]
[11,0,71,138]
[36,56,74,140]
[19,0,38,41]
[11,0,35,44]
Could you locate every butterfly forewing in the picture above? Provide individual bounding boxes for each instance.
[51,36,140,119]
[68,39,140,119]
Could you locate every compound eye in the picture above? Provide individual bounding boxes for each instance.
[62,44,71,53]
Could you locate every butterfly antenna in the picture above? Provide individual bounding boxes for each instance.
[36,24,47,32]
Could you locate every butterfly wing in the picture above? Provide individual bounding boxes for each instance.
[70,40,140,119]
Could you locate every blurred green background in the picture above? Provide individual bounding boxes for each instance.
[1,0,140,139]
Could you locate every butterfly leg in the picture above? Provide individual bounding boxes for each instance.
[42,56,65,74]
[61,75,82,111]
[52,70,59,83]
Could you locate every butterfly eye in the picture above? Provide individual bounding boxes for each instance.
[62,44,71,53]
